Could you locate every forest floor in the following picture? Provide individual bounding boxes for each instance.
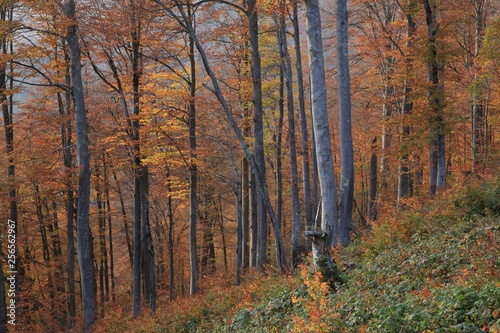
[96,179,500,333]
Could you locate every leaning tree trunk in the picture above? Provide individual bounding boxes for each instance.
[63,0,96,331]
[163,0,288,271]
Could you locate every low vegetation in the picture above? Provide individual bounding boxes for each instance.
[97,181,500,333]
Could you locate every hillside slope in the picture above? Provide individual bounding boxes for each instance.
[98,182,500,333]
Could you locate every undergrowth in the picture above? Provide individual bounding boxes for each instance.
[96,180,500,333]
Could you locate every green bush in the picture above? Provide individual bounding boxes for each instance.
[455,178,500,217]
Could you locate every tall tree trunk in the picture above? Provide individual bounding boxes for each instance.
[304,0,339,267]
[103,157,115,301]
[241,157,250,269]
[140,166,156,311]
[235,180,243,285]
[369,137,378,220]
[246,0,268,271]
[398,2,416,205]
[95,163,107,318]
[471,0,488,173]
[63,0,96,330]
[336,0,354,247]
[275,10,301,266]
[292,0,313,242]
[424,0,446,197]
[188,20,198,295]
[249,173,258,267]
[275,61,284,256]
[241,43,251,270]
[57,49,77,324]
[166,168,175,301]
[218,195,228,272]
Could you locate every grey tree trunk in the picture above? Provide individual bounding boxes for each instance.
[275,11,301,266]
[241,157,250,269]
[63,0,96,330]
[188,21,198,295]
[235,179,243,285]
[131,0,143,314]
[336,0,354,247]
[369,137,378,220]
[424,0,446,197]
[398,2,416,205]
[250,173,258,267]
[103,158,116,301]
[304,0,339,257]
[275,65,284,236]
[246,0,268,271]
[59,46,77,327]
[292,0,313,233]
[471,0,488,172]
[166,168,175,301]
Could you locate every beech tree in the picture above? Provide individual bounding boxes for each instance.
[63,0,96,330]
[303,0,339,273]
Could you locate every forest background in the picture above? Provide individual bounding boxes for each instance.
[0,0,499,331]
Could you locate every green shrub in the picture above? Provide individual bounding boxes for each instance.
[455,178,500,217]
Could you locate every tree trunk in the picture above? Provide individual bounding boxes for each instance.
[140,166,156,311]
[397,3,416,205]
[275,11,301,266]
[424,0,446,197]
[166,168,175,301]
[57,56,77,325]
[0,4,16,330]
[102,158,116,301]
[241,158,250,269]
[249,173,258,267]
[304,0,339,263]
[292,0,313,241]
[63,0,96,330]
[218,195,228,272]
[246,0,268,272]
[369,137,378,220]
[188,22,198,295]
[276,64,284,236]
[471,0,487,173]
[336,0,354,247]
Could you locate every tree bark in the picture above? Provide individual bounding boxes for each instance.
[304,0,339,259]
[246,0,268,272]
[336,0,354,247]
[398,2,416,205]
[424,0,446,197]
[369,137,378,220]
[275,10,301,266]
[63,0,96,330]
[292,0,313,242]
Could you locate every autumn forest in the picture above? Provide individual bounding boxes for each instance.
[0,0,499,331]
